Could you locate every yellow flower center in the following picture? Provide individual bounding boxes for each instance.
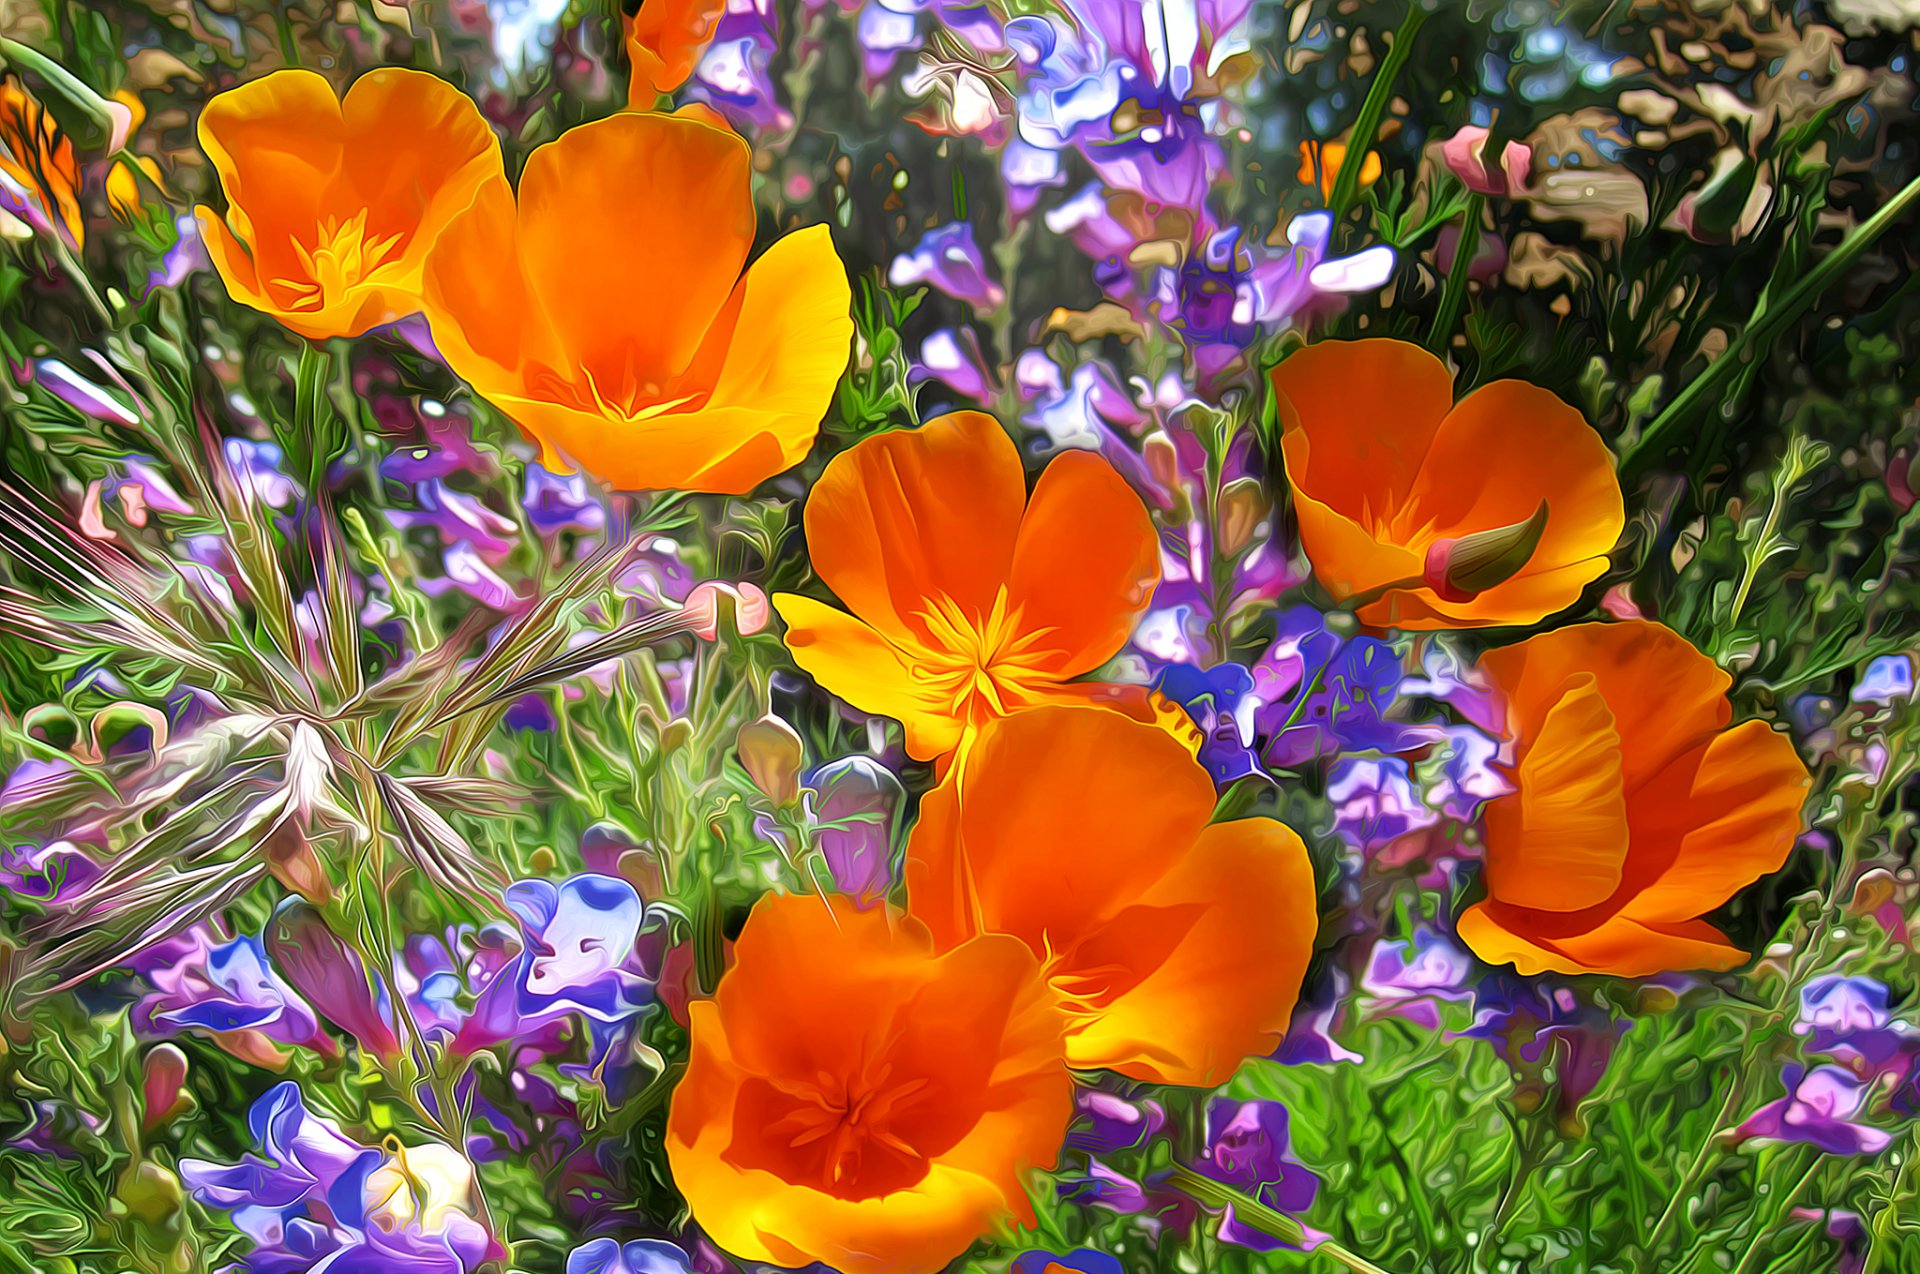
[275,209,406,313]
[914,589,1059,727]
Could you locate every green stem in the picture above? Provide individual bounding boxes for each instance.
[1622,168,1920,476]
[1326,3,1428,226]
[1166,1165,1396,1274]
[1427,194,1484,353]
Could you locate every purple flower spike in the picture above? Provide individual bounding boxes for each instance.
[456,874,652,1054]
[265,901,404,1062]
[387,481,519,559]
[888,221,1005,312]
[809,756,905,905]
[1011,1250,1125,1274]
[182,1082,497,1273]
[525,465,609,538]
[1197,1098,1321,1251]
[567,1237,697,1274]
[1733,1066,1893,1156]
[1362,927,1475,1030]
[134,930,333,1056]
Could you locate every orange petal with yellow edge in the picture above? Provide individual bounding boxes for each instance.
[1479,620,1733,787]
[1620,719,1810,923]
[1004,450,1160,678]
[1481,673,1629,913]
[1055,818,1318,1085]
[905,705,1216,953]
[1457,903,1746,977]
[517,110,753,394]
[666,894,1069,1274]
[771,593,965,760]
[804,412,1027,644]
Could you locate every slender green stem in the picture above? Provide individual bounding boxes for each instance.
[1166,1165,1396,1274]
[1622,168,1920,476]
[1326,3,1428,226]
[1427,194,1484,353]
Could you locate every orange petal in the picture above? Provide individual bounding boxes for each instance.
[1620,719,1810,923]
[1481,673,1629,913]
[518,111,753,394]
[1271,340,1453,602]
[772,593,965,760]
[626,0,727,102]
[804,412,1027,644]
[195,69,343,254]
[1479,621,1733,788]
[1393,379,1623,626]
[1004,451,1159,678]
[333,68,503,270]
[667,895,1069,1274]
[420,172,555,408]
[1058,818,1318,1085]
[1457,903,1746,977]
[904,704,1216,958]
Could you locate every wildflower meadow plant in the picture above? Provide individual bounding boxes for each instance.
[0,1,1918,1272]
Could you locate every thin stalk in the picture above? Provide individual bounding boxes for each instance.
[1326,4,1429,226]
[1427,194,1484,353]
[1622,169,1920,477]
[1166,1165,1396,1274]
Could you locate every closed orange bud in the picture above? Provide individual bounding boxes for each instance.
[195,69,502,340]
[421,110,851,494]
[625,0,727,105]
[906,704,1318,1086]
[1271,339,1624,629]
[1457,620,1811,976]
[774,412,1160,759]
[667,893,1071,1274]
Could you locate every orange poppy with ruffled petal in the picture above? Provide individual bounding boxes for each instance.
[905,704,1318,1086]
[626,0,727,104]
[195,69,502,340]
[666,892,1071,1274]
[1457,620,1810,976]
[0,78,83,246]
[774,411,1159,759]
[1271,338,1625,629]
[421,110,851,494]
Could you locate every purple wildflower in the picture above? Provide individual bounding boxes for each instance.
[888,221,1005,312]
[567,1237,697,1274]
[1362,926,1475,1030]
[133,930,335,1058]
[182,1082,497,1272]
[1732,1065,1892,1156]
[808,756,905,905]
[1195,1098,1320,1251]
[1326,756,1437,852]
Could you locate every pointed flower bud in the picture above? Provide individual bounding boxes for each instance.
[140,1043,191,1133]
[809,756,905,905]
[1423,502,1550,603]
[1216,477,1272,558]
[737,714,804,807]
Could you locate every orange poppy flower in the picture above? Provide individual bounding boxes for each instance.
[774,412,1159,759]
[905,704,1318,1086]
[1271,339,1625,629]
[1297,140,1381,199]
[195,69,502,341]
[421,110,851,494]
[666,892,1071,1274]
[0,78,83,245]
[626,0,727,105]
[1457,620,1810,976]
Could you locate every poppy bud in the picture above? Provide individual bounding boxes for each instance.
[117,1162,184,1226]
[23,703,79,752]
[1423,502,1549,602]
[1440,125,1533,197]
[1847,868,1898,917]
[141,1043,192,1133]
[737,714,804,807]
[1216,477,1271,557]
[262,823,333,905]
[685,581,772,641]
